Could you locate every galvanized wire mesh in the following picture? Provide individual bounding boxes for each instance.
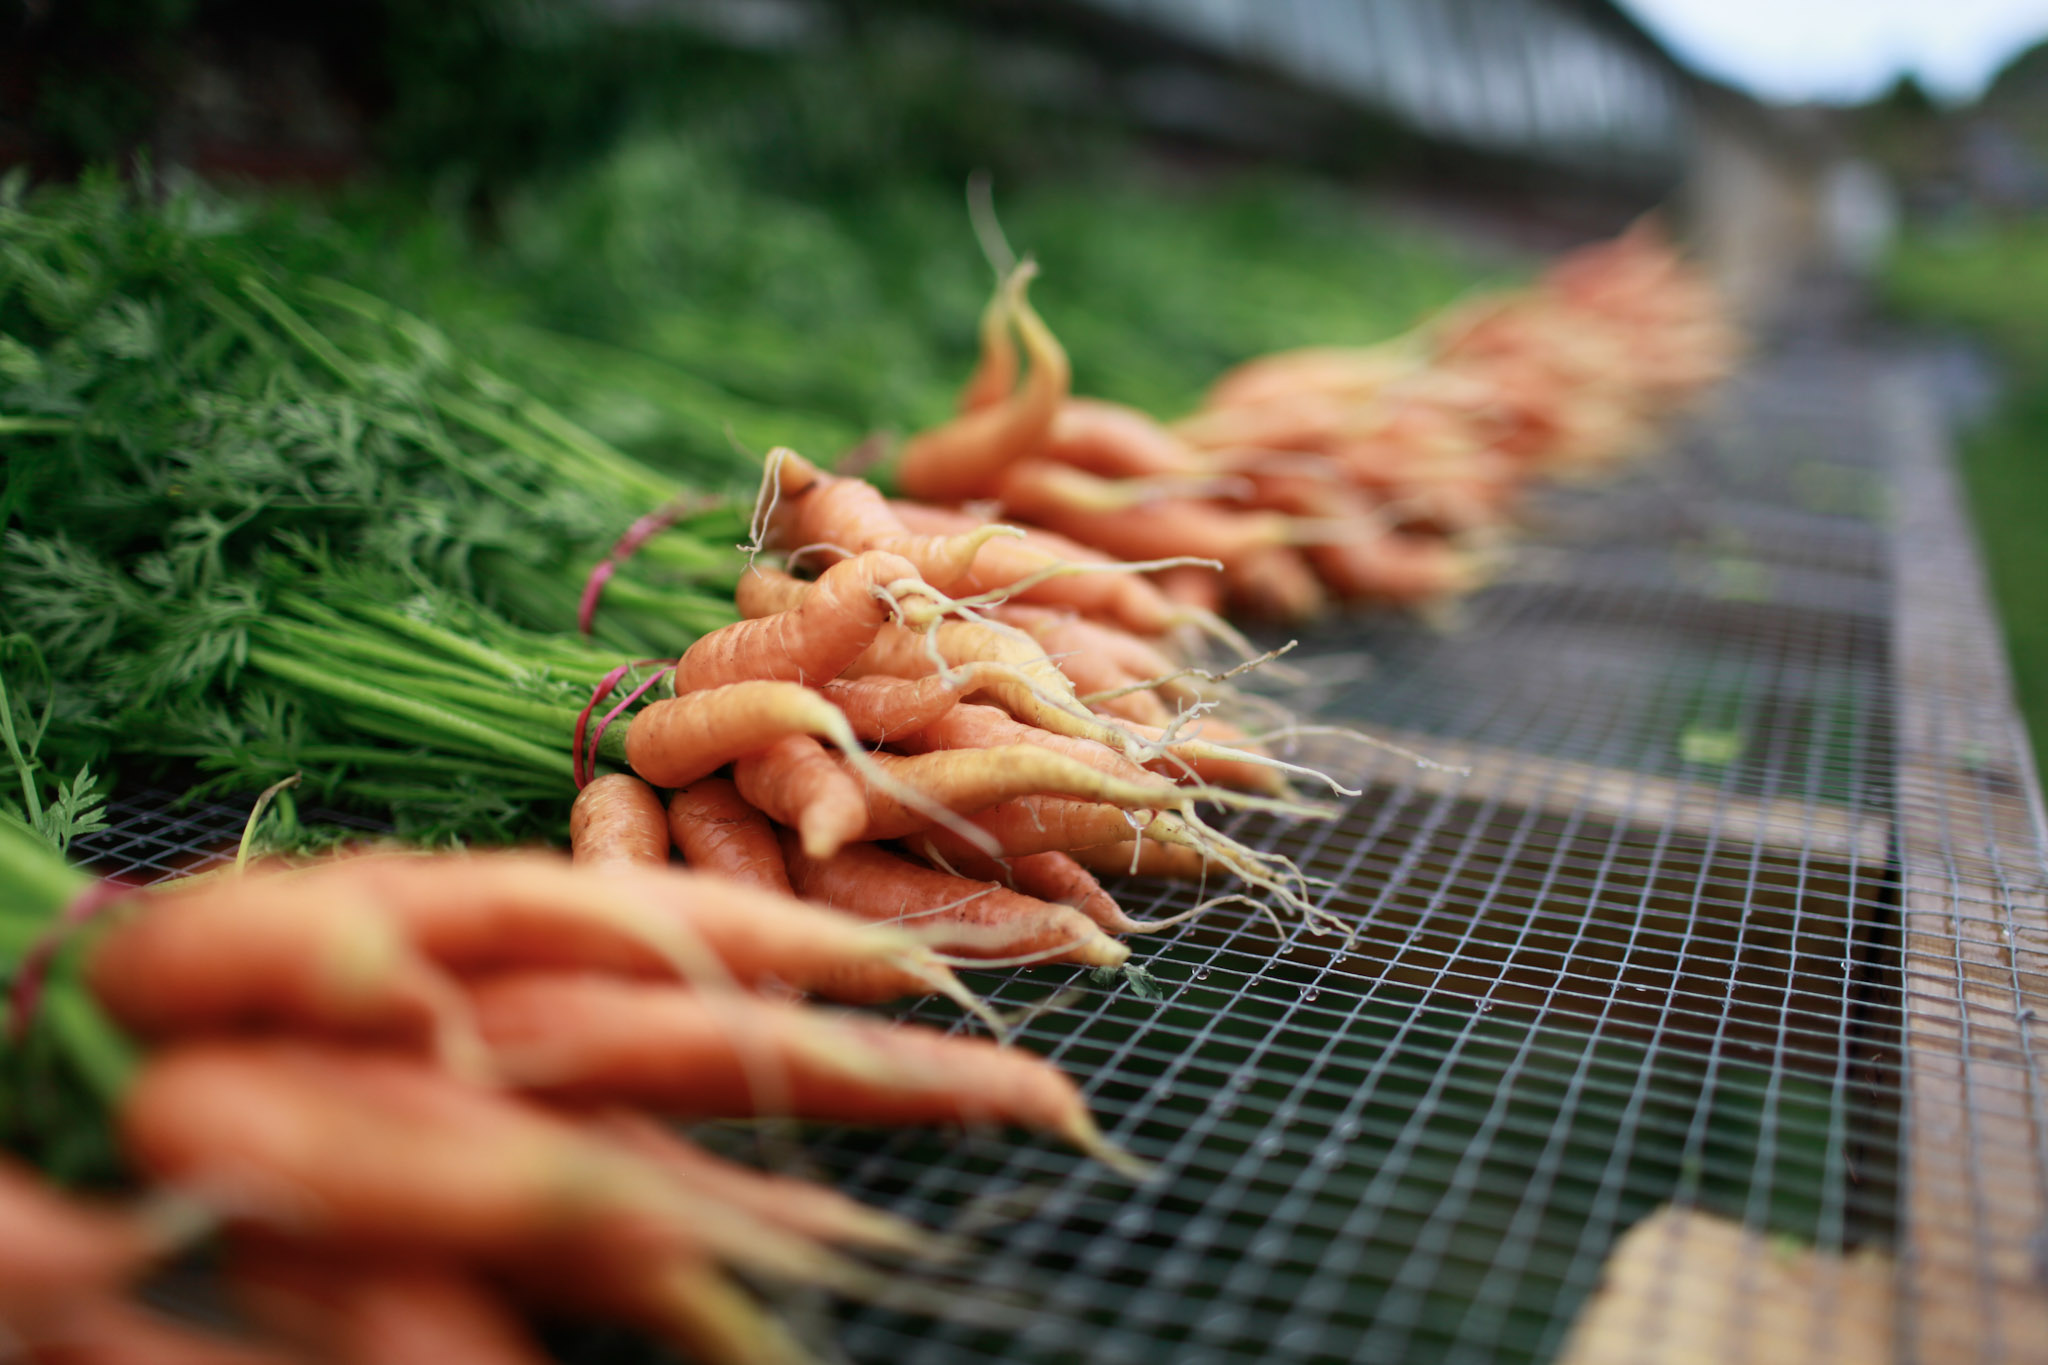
[73,350,2048,1362]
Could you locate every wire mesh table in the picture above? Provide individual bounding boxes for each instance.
[76,346,2048,1364]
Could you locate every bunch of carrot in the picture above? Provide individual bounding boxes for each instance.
[3,811,1147,1364]
[571,458,1358,969]
[894,220,1739,622]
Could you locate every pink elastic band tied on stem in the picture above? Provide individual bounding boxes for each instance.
[572,659,676,789]
[577,495,715,636]
[8,878,135,1042]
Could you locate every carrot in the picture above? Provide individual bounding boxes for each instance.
[1042,397,1213,480]
[840,619,1140,755]
[675,552,926,691]
[816,673,968,742]
[926,847,1155,936]
[998,462,1303,569]
[982,604,1175,726]
[623,680,859,789]
[958,266,1019,413]
[591,1112,935,1257]
[829,746,1187,844]
[896,260,1070,503]
[1154,562,1225,613]
[124,1041,873,1289]
[666,779,792,894]
[121,1041,688,1257]
[1174,391,1364,453]
[1227,545,1329,621]
[732,734,871,860]
[1203,343,1413,411]
[85,876,489,1080]
[757,450,1011,591]
[503,1252,814,1365]
[901,702,1298,801]
[892,500,1198,636]
[784,836,1127,969]
[338,852,969,1007]
[1310,529,1481,605]
[624,681,992,855]
[986,602,1184,697]
[474,972,1105,1151]
[0,1159,173,1329]
[897,702,1159,786]
[17,1297,303,1365]
[1063,838,1223,880]
[228,1246,551,1365]
[569,773,670,868]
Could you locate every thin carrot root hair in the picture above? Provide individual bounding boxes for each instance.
[743,447,795,565]
[1169,603,1272,667]
[966,169,1018,279]
[1238,723,1471,776]
[893,953,1010,1042]
[1073,640,1299,709]
[1142,809,1345,939]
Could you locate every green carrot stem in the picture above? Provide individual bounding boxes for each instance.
[0,416,81,435]
[248,648,570,776]
[43,984,139,1104]
[0,812,91,922]
[239,275,367,391]
[344,604,536,682]
[259,618,487,686]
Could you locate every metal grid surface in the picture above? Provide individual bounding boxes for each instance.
[73,349,2048,1363]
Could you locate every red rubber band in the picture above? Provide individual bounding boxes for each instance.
[572,659,674,788]
[8,878,136,1042]
[576,495,714,636]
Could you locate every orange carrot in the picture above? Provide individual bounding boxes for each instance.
[1043,397,1212,480]
[125,1042,874,1295]
[1203,343,1412,411]
[591,1112,933,1256]
[999,462,1299,568]
[338,852,964,1006]
[958,268,1019,414]
[18,1297,302,1365]
[896,261,1070,503]
[1154,562,1225,613]
[666,779,792,894]
[1064,839,1222,880]
[828,746,1185,844]
[473,972,1102,1138]
[120,1041,692,1257]
[927,847,1152,936]
[570,773,670,868]
[815,674,968,742]
[840,619,1139,753]
[623,681,859,790]
[896,703,1159,788]
[731,734,870,860]
[784,836,1127,969]
[229,1247,551,1365]
[760,451,1005,591]
[986,602,1183,694]
[893,500,1194,636]
[915,797,1195,860]
[1227,545,1329,621]
[674,552,925,691]
[982,604,1175,726]
[502,1251,811,1365]
[0,1159,169,1329]
[85,876,487,1079]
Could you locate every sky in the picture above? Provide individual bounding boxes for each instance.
[1617,0,2048,105]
